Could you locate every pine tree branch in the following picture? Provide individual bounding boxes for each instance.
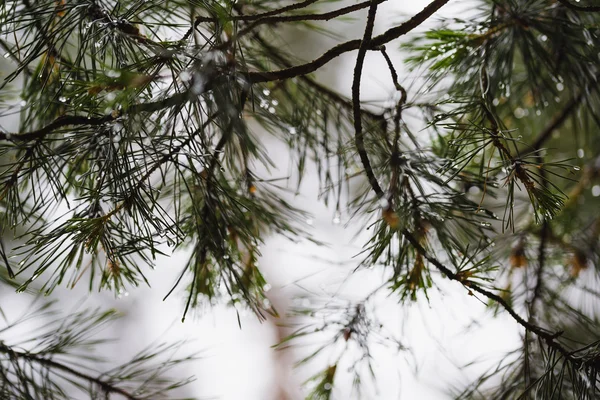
[252,33,385,123]
[235,0,390,39]
[197,0,320,23]
[1,1,452,143]
[0,343,142,400]
[399,230,575,362]
[353,1,385,200]
[105,114,218,219]
[21,0,74,69]
[247,0,452,83]
[556,0,600,12]
[0,91,190,142]
[183,0,321,41]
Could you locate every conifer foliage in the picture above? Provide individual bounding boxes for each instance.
[1,0,600,398]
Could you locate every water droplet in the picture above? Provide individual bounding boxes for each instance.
[106,69,121,78]
[592,185,600,197]
[536,110,542,116]
[263,298,271,308]
[556,82,564,92]
[288,126,297,135]
[262,89,270,96]
[20,100,26,106]
[573,166,581,171]
[332,211,341,225]
[180,71,192,82]
[58,96,68,103]
[263,283,272,292]
[271,99,279,106]
[539,34,548,42]
[577,149,584,158]
[3,53,10,58]
[480,222,491,227]
[306,218,314,226]
[223,254,230,260]
[492,98,500,106]
[324,383,332,391]
[94,41,102,48]
[379,198,390,209]
[513,108,526,119]
[268,107,276,114]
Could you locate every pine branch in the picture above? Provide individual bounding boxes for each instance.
[353,0,385,200]
[247,0,452,83]
[556,0,600,12]
[0,91,190,142]
[235,0,390,39]
[0,343,142,400]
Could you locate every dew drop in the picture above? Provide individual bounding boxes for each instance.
[306,218,314,226]
[288,126,297,135]
[179,71,192,82]
[106,69,121,78]
[573,166,581,171]
[513,108,526,119]
[262,89,270,96]
[332,211,341,225]
[3,52,10,58]
[592,185,600,197]
[263,283,272,292]
[577,148,584,158]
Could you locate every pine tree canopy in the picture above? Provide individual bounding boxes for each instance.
[1,0,600,398]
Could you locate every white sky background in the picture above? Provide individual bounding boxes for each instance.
[0,1,524,399]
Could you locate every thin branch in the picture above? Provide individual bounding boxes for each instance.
[252,33,385,122]
[399,229,574,362]
[0,343,141,400]
[353,0,384,199]
[183,0,320,41]
[247,0,452,83]
[235,0,390,39]
[0,91,190,142]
